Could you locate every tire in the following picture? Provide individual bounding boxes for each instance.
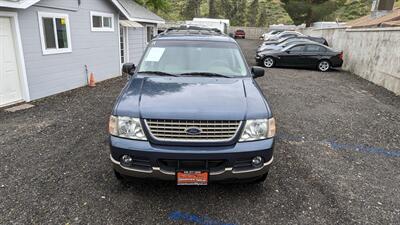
[317,60,331,72]
[263,57,275,68]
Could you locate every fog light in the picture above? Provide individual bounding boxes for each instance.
[121,155,133,167]
[252,156,263,167]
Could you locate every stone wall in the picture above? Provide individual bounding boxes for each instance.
[300,27,400,95]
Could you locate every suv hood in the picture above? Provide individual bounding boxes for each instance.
[114,76,271,120]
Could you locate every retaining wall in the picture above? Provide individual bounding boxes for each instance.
[300,27,400,95]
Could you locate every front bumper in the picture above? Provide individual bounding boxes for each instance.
[255,54,264,64]
[109,136,274,181]
[111,155,272,181]
[332,60,343,68]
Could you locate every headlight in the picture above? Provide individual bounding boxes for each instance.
[108,116,147,140]
[239,118,276,142]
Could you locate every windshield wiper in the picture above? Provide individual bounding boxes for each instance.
[138,71,179,77]
[179,72,232,78]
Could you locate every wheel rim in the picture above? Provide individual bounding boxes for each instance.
[319,61,329,71]
[264,58,274,67]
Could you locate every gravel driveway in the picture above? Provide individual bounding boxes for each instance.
[0,39,399,225]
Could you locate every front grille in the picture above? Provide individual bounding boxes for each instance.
[145,119,242,142]
[158,159,226,171]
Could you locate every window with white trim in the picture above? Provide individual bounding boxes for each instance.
[90,11,114,32]
[38,12,72,55]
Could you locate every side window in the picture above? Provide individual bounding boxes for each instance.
[90,11,114,32]
[305,45,326,52]
[281,34,290,38]
[285,34,296,39]
[38,12,72,55]
[289,45,304,52]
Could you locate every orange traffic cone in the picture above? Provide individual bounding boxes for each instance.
[88,72,96,87]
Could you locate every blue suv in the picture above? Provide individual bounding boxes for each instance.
[109,26,276,185]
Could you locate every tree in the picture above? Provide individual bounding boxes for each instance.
[135,0,169,13]
[220,0,234,19]
[257,7,267,27]
[181,0,202,20]
[333,0,371,21]
[209,0,218,18]
[231,0,247,26]
[247,0,259,26]
[282,0,337,26]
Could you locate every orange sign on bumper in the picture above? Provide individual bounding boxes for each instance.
[177,171,209,186]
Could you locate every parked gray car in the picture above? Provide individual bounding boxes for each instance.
[266,31,304,41]
[257,39,315,52]
[262,36,328,47]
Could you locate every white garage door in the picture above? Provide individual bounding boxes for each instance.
[0,17,23,106]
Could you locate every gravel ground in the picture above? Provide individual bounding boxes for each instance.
[0,39,399,225]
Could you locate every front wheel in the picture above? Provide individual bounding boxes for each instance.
[317,60,331,72]
[263,57,275,68]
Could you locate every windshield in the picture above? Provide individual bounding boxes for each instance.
[138,40,248,77]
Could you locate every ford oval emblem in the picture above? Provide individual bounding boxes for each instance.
[185,127,202,135]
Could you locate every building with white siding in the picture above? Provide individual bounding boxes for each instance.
[0,0,164,107]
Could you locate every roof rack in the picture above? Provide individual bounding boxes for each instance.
[160,25,223,36]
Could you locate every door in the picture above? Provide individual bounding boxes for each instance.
[279,44,305,67]
[303,44,327,67]
[0,17,23,106]
[146,25,154,44]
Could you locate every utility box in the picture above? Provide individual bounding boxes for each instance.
[377,0,395,10]
[371,0,395,17]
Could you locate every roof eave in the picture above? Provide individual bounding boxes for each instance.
[110,0,165,24]
[129,17,165,24]
[0,0,40,9]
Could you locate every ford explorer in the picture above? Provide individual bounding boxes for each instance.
[109,26,276,185]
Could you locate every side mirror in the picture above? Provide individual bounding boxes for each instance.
[285,50,291,54]
[251,66,265,78]
[122,63,136,76]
